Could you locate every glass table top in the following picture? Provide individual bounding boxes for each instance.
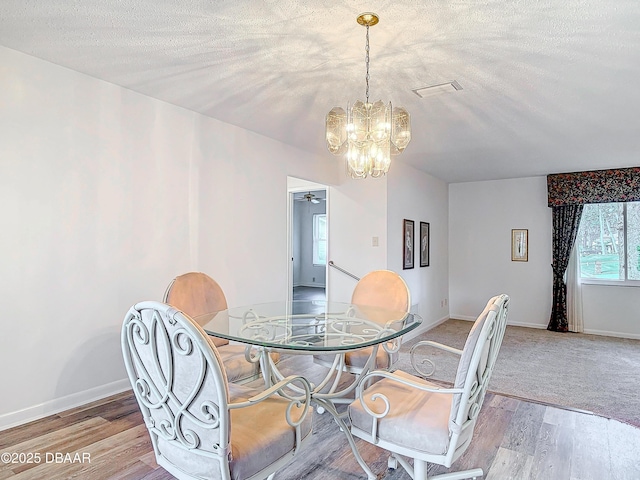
[195,300,422,352]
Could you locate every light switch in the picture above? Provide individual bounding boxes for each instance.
[372,236,379,247]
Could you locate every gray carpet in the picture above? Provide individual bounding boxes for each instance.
[397,319,640,427]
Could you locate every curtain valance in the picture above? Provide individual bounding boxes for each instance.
[547,167,640,206]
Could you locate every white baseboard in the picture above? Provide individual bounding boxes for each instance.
[583,328,640,340]
[403,315,449,342]
[506,322,640,338]
[451,315,640,339]
[507,321,548,329]
[293,283,326,289]
[450,314,475,322]
[0,378,131,432]
[452,314,548,329]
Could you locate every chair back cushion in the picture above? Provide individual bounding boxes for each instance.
[122,301,231,479]
[164,272,229,347]
[351,270,410,321]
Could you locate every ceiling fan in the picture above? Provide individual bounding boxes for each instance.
[294,192,324,204]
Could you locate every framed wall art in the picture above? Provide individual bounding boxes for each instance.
[420,222,430,267]
[511,229,528,262]
[403,219,414,269]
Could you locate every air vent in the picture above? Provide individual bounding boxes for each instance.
[412,80,462,98]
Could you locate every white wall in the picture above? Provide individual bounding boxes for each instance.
[327,175,388,303]
[449,176,640,338]
[449,176,552,327]
[581,284,640,338]
[190,116,336,307]
[386,160,450,334]
[0,46,337,429]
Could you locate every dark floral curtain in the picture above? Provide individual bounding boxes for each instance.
[546,166,640,332]
[548,205,584,332]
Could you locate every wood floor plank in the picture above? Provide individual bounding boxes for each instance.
[529,420,573,480]
[570,412,612,480]
[57,391,133,418]
[605,418,640,480]
[449,401,514,475]
[92,459,156,480]
[485,447,534,480]
[500,400,546,456]
[0,415,99,451]
[543,405,578,428]
[0,418,108,477]
[3,411,148,478]
[137,451,158,469]
[275,408,385,480]
[0,468,16,480]
[489,393,520,412]
[10,424,151,479]
[137,468,174,480]
[61,394,141,425]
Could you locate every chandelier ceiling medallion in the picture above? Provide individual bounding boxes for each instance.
[325,12,411,179]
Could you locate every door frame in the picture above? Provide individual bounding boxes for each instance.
[286,177,329,303]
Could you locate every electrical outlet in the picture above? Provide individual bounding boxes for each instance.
[444,298,448,306]
[372,236,379,247]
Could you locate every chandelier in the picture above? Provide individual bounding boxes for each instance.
[325,12,411,179]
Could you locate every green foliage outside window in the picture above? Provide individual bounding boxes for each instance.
[577,202,640,282]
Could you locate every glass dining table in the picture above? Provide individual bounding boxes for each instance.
[195,300,422,479]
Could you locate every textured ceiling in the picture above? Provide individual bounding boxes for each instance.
[1,0,639,183]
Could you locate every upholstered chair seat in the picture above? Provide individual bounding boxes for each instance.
[227,395,313,480]
[157,381,313,480]
[349,370,453,455]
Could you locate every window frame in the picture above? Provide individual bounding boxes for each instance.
[312,213,327,266]
[577,202,640,287]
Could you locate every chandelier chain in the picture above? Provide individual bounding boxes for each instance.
[365,25,370,104]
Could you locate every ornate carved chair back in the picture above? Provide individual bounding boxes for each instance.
[122,301,231,479]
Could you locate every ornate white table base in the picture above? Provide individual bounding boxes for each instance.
[257,345,384,480]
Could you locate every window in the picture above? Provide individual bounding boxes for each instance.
[312,214,327,266]
[576,202,640,283]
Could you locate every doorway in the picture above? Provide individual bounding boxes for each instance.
[287,178,328,303]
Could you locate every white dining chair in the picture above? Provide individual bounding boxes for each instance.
[348,294,510,480]
[122,301,312,480]
[314,269,411,374]
[164,272,279,384]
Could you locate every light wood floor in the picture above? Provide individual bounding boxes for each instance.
[2,356,639,480]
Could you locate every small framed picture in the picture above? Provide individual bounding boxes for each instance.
[420,222,430,267]
[403,219,414,269]
[512,229,528,262]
